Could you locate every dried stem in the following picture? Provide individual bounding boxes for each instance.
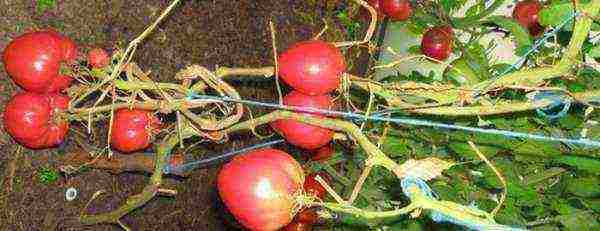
[468,141,506,217]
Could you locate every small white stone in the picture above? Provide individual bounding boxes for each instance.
[66,187,78,201]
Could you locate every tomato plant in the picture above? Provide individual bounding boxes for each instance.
[3,92,69,149]
[110,109,161,153]
[278,40,346,95]
[217,148,305,231]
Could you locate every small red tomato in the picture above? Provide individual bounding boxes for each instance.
[312,144,333,161]
[110,109,160,153]
[304,172,331,200]
[278,40,346,95]
[3,31,62,92]
[281,221,313,231]
[421,26,453,61]
[381,0,412,21]
[218,148,305,231]
[295,208,320,224]
[3,92,69,149]
[513,0,544,36]
[270,91,333,150]
[88,48,110,68]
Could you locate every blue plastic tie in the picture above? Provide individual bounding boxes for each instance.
[533,90,572,120]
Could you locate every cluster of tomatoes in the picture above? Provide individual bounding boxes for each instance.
[2,30,161,154]
[217,39,344,230]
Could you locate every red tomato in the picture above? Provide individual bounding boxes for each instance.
[311,144,333,161]
[421,26,453,61]
[88,48,110,68]
[217,148,305,231]
[3,92,69,149]
[381,0,412,21]
[513,0,544,36]
[304,172,331,200]
[45,29,78,62]
[281,221,313,231]
[270,91,333,150]
[110,109,160,153]
[278,40,346,95]
[3,30,76,93]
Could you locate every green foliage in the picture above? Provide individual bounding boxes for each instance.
[35,0,56,14]
[484,16,533,56]
[38,166,59,185]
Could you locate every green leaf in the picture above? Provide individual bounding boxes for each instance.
[566,178,600,198]
[484,16,533,56]
[538,3,575,29]
[553,156,600,174]
[556,210,600,231]
[588,44,600,58]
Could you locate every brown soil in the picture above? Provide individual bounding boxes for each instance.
[0,0,367,230]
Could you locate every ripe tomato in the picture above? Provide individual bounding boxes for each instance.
[311,144,333,161]
[3,30,76,93]
[513,0,544,36]
[3,92,69,149]
[381,0,412,21]
[304,172,331,200]
[217,148,305,231]
[421,26,453,61]
[270,91,333,150]
[110,109,160,153]
[278,40,346,95]
[88,48,110,68]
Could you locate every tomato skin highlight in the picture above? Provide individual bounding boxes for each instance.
[513,0,544,36]
[421,26,454,61]
[278,40,346,95]
[110,109,160,153]
[381,0,412,21]
[217,148,305,231]
[88,48,110,68]
[270,91,333,150]
[3,92,69,149]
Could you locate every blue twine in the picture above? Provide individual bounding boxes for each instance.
[186,93,600,147]
[533,90,572,120]
[163,138,284,174]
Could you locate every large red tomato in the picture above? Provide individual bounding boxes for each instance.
[110,109,160,153]
[3,92,69,149]
[3,30,76,93]
[513,0,544,36]
[270,91,334,150]
[217,148,305,231]
[278,40,346,95]
[421,26,454,61]
[381,0,412,21]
